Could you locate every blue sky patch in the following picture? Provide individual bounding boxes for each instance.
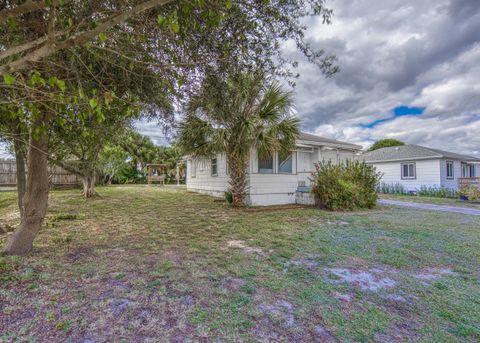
[393,106,425,116]
[361,106,425,128]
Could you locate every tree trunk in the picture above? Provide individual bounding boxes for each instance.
[81,171,96,197]
[228,154,249,207]
[12,127,27,217]
[106,174,113,185]
[4,120,50,255]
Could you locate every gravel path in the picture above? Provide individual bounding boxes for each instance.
[378,199,480,216]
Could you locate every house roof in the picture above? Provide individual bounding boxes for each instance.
[298,132,362,151]
[363,144,480,163]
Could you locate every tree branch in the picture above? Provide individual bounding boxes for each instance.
[0,0,44,25]
[0,0,174,75]
[0,35,49,61]
[50,157,85,177]
[0,0,69,25]
[47,2,57,43]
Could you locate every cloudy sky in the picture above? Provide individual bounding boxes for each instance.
[280,0,480,155]
[135,0,480,155]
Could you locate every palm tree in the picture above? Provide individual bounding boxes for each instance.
[178,72,300,206]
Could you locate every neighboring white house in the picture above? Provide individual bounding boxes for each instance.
[185,132,362,205]
[363,145,480,192]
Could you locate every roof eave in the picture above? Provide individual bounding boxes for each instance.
[297,139,362,151]
[364,156,442,163]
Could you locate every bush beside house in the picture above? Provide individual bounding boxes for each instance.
[311,160,382,210]
[459,184,480,202]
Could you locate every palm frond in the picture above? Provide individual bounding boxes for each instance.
[177,114,223,158]
[257,82,295,122]
[178,71,299,161]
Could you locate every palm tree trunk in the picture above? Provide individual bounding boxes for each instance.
[228,154,249,207]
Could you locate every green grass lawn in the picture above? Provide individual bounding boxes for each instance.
[1,186,480,342]
[378,193,480,209]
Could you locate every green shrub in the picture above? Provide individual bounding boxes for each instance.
[418,185,457,198]
[224,191,233,204]
[377,183,458,198]
[311,160,382,210]
[459,185,480,202]
[377,182,407,195]
[116,165,146,184]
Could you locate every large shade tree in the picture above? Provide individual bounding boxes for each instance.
[1,0,338,254]
[0,108,28,217]
[368,139,405,151]
[178,72,300,206]
[49,106,138,198]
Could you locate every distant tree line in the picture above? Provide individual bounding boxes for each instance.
[368,139,405,151]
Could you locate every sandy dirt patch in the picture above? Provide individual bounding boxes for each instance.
[227,240,265,255]
[325,268,396,292]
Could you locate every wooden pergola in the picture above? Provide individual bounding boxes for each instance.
[146,163,167,186]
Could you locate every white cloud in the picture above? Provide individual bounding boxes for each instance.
[134,120,171,146]
[287,0,480,155]
[134,0,480,156]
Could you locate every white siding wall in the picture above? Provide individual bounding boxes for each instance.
[439,159,463,190]
[187,146,358,206]
[297,151,312,173]
[248,147,360,205]
[317,148,357,164]
[318,149,338,163]
[372,159,441,191]
[248,174,307,205]
[248,149,306,205]
[186,154,229,197]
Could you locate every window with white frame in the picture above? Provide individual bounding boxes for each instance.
[462,163,475,178]
[211,158,218,176]
[401,162,416,179]
[446,161,454,179]
[258,153,274,173]
[278,151,293,174]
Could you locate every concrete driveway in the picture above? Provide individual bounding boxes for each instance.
[378,198,480,216]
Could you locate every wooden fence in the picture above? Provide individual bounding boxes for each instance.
[0,159,80,188]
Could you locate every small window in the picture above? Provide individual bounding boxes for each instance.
[401,162,416,179]
[462,163,475,178]
[258,153,273,174]
[446,161,454,179]
[211,158,218,176]
[468,164,476,177]
[278,151,293,174]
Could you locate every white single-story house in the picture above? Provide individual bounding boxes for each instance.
[185,132,362,205]
[363,145,480,192]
